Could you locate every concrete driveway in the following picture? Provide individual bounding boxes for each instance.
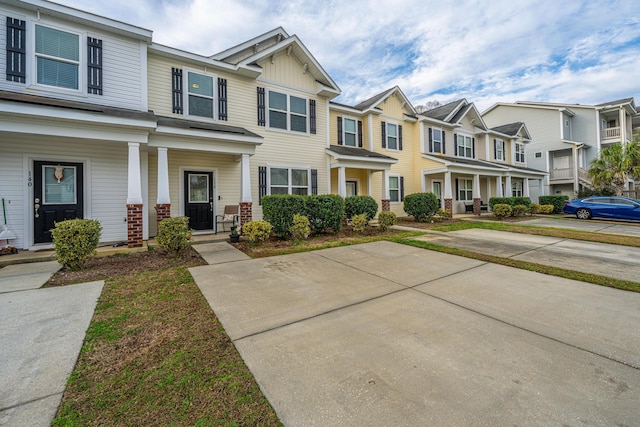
[190,241,640,426]
[520,216,640,237]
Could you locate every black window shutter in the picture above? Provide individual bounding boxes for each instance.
[258,166,267,205]
[357,120,363,147]
[454,133,458,156]
[218,78,227,120]
[442,131,446,154]
[472,137,475,158]
[311,169,318,195]
[399,125,403,150]
[494,139,497,159]
[428,128,433,152]
[172,68,183,114]
[309,99,316,134]
[400,176,405,201]
[456,179,459,200]
[257,87,266,126]
[337,117,343,145]
[87,37,103,95]
[381,121,387,148]
[6,17,26,83]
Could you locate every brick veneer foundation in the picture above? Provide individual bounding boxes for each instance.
[381,199,391,212]
[444,198,453,217]
[239,202,252,229]
[473,198,481,216]
[155,203,171,227]
[127,204,143,248]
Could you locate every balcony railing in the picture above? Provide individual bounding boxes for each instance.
[550,168,573,180]
[601,127,620,140]
[578,168,591,184]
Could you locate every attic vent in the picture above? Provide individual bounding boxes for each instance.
[535,152,542,158]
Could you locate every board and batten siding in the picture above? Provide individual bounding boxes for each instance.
[0,136,130,249]
[0,5,146,111]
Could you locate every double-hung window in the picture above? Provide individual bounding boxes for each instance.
[386,123,399,150]
[270,167,309,195]
[515,143,525,163]
[268,90,308,133]
[343,118,357,146]
[456,134,473,158]
[432,129,443,153]
[458,178,473,201]
[389,175,400,202]
[186,71,215,119]
[512,181,523,197]
[35,25,80,90]
[495,139,505,161]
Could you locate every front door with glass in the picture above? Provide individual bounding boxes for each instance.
[33,161,84,243]
[184,171,214,230]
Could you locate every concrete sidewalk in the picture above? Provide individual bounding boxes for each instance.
[190,241,640,426]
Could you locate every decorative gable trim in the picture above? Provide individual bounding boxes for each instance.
[6,17,26,83]
[171,67,183,114]
[87,37,103,95]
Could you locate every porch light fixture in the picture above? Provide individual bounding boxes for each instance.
[0,225,15,241]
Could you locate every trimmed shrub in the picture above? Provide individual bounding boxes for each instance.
[262,194,306,238]
[289,214,311,241]
[403,192,439,222]
[529,203,542,214]
[345,196,378,221]
[351,214,368,233]
[242,220,272,243]
[305,194,344,233]
[539,195,569,214]
[157,217,190,253]
[492,204,512,219]
[512,204,528,217]
[489,196,531,210]
[51,218,102,269]
[377,211,397,231]
[436,208,451,220]
[540,204,555,214]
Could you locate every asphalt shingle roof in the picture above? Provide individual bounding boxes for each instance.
[420,99,464,122]
[327,145,397,160]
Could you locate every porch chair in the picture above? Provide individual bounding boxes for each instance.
[216,205,239,233]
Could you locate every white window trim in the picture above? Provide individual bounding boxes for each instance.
[512,181,523,197]
[515,143,525,163]
[342,117,359,147]
[389,174,401,203]
[183,68,217,121]
[457,178,473,201]
[495,138,505,161]
[266,89,309,134]
[267,165,311,195]
[385,121,400,151]
[30,21,86,95]
[432,128,444,154]
[456,133,473,158]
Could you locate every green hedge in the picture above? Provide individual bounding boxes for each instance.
[403,192,439,221]
[157,217,190,253]
[539,195,569,214]
[51,218,102,269]
[305,194,345,233]
[345,195,378,221]
[262,194,306,238]
[488,196,531,210]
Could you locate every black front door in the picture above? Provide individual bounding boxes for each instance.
[34,161,84,243]
[184,171,213,230]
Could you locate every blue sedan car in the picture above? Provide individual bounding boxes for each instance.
[563,196,640,220]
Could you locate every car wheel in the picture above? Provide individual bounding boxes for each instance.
[576,208,592,220]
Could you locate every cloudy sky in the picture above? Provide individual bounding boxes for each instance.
[58,0,640,111]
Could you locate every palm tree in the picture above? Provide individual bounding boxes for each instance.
[589,135,640,196]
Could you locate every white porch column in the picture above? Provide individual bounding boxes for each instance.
[338,167,347,198]
[505,175,513,197]
[523,177,530,197]
[367,170,372,196]
[127,142,143,204]
[241,154,252,202]
[473,174,481,199]
[496,176,503,197]
[157,147,170,204]
[572,144,579,194]
[539,179,544,198]
[382,169,390,200]
[444,171,453,199]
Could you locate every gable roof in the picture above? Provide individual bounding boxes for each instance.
[420,99,466,122]
[212,27,340,98]
[344,86,417,115]
[490,122,531,140]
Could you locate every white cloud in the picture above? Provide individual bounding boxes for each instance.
[54,0,640,109]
